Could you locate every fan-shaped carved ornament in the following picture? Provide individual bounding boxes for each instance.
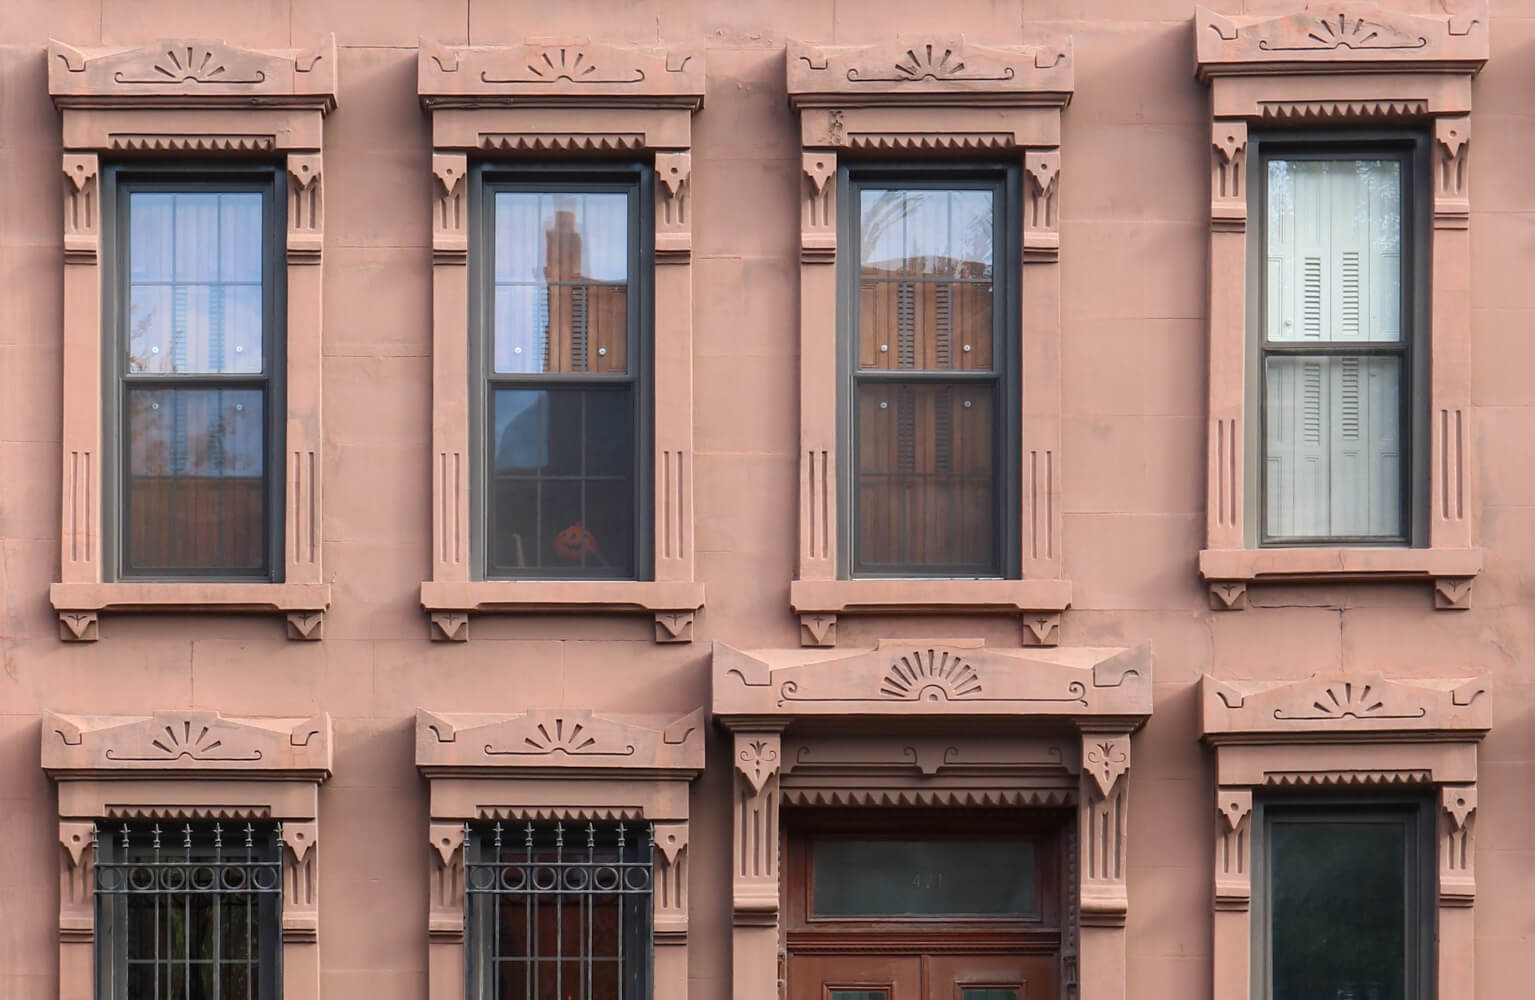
[1195,4,1488,78]
[787,35,1072,103]
[1201,673,1490,739]
[416,707,705,775]
[41,710,333,777]
[49,36,338,109]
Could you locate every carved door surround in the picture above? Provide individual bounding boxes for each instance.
[713,638,1153,1000]
[42,709,333,1000]
[416,41,707,643]
[46,37,338,642]
[785,37,1074,648]
[1199,672,1491,1000]
[1193,4,1488,610]
[414,706,705,1000]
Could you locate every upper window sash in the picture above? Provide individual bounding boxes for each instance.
[104,168,287,583]
[837,166,1021,580]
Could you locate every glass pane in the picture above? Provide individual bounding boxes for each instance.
[812,840,1035,916]
[1264,355,1402,539]
[494,191,630,374]
[830,993,887,1000]
[861,188,993,278]
[855,382,995,573]
[128,191,264,373]
[963,991,1019,1000]
[1270,818,1408,1000]
[1266,159,1402,343]
[125,388,265,573]
[490,387,635,578]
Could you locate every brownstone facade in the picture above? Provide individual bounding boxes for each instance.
[0,3,1530,1000]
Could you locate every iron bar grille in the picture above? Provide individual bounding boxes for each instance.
[94,822,282,1000]
[466,821,653,1000]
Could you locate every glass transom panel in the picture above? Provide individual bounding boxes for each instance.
[811,840,1035,917]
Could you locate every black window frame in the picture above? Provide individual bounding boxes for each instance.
[464,820,654,1000]
[94,820,284,1000]
[101,165,287,582]
[1248,130,1432,549]
[468,165,655,581]
[1251,794,1436,1000]
[837,163,1022,579]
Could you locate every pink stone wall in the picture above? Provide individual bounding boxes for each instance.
[1,3,1532,999]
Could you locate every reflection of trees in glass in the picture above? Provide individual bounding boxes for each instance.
[1272,821,1406,1000]
[859,189,992,277]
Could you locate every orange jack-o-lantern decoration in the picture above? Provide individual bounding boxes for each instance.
[554,522,599,562]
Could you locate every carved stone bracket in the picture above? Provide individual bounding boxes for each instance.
[1079,732,1131,926]
[1024,148,1060,259]
[1207,581,1247,611]
[58,610,99,641]
[428,821,466,940]
[1434,116,1470,228]
[798,613,837,647]
[654,151,692,263]
[1435,576,1474,610]
[1214,787,1252,910]
[1021,611,1061,647]
[430,611,469,642]
[801,150,836,264]
[653,819,689,940]
[62,152,99,262]
[281,820,319,942]
[285,152,323,263]
[731,731,782,925]
[286,611,324,641]
[654,611,695,643]
[1210,120,1247,231]
[1440,783,1477,905]
[431,152,468,262]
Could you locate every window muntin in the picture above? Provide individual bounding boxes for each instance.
[478,177,649,580]
[94,821,282,1000]
[1259,148,1416,546]
[112,177,283,580]
[466,821,653,1000]
[844,173,1016,578]
[1258,802,1433,1000]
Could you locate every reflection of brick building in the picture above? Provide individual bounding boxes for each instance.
[537,207,628,375]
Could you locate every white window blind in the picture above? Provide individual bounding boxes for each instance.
[1264,158,1405,540]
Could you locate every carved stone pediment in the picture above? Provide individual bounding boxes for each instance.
[418,40,705,109]
[1200,673,1491,741]
[49,36,338,110]
[713,640,1151,722]
[1195,4,1488,78]
[787,36,1072,106]
[42,710,332,778]
[415,707,706,776]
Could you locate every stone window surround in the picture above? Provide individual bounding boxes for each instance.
[42,710,333,1000]
[785,36,1075,649]
[45,37,338,643]
[414,707,705,1000]
[416,40,706,644]
[1193,4,1488,612]
[712,638,1153,1000]
[1199,672,1490,1000]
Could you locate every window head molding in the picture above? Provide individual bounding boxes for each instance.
[414,707,704,1000]
[787,37,1073,647]
[42,710,333,1000]
[1199,672,1490,1000]
[417,41,706,642]
[713,638,1151,1000]
[1194,5,1486,611]
[47,37,337,641]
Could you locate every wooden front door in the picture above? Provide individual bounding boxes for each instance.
[784,809,1068,1000]
[788,953,1058,1000]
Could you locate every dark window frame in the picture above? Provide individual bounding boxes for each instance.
[1246,130,1432,549]
[468,165,655,581]
[101,165,287,582]
[836,164,1022,579]
[1251,794,1436,1000]
[464,820,654,1000]
[94,821,283,1000]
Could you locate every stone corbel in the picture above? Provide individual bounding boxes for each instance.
[1210,121,1247,232]
[654,611,695,643]
[432,151,469,263]
[732,732,782,924]
[1433,116,1470,230]
[798,612,837,647]
[1023,148,1060,260]
[281,820,320,942]
[1214,787,1252,910]
[1021,611,1061,647]
[1440,784,1476,905]
[801,150,836,264]
[1208,581,1248,611]
[285,152,323,263]
[653,820,689,940]
[428,821,466,940]
[62,152,99,263]
[654,151,692,263]
[430,611,469,642]
[1079,732,1130,924]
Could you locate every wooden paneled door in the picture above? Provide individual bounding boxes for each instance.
[789,953,1057,1000]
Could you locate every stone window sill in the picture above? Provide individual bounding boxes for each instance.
[49,582,332,641]
[789,578,1072,647]
[418,580,707,643]
[1198,548,1483,610]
